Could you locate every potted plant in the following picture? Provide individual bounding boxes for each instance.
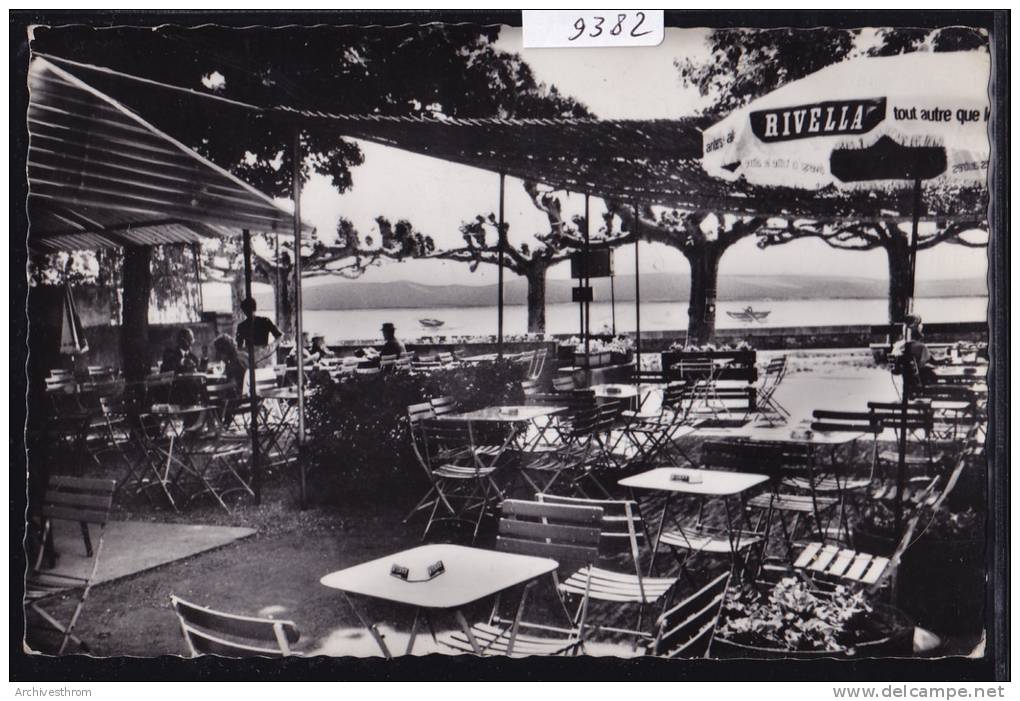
[895,506,984,637]
[714,577,914,659]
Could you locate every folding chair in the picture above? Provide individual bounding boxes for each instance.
[411,419,507,541]
[528,348,548,381]
[520,379,540,397]
[614,382,698,468]
[536,493,680,644]
[792,474,944,590]
[521,405,610,497]
[440,499,602,657]
[707,441,838,566]
[647,571,731,658]
[756,355,790,425]
[868,401,943,481]
[171,595,301,657]
[26,476,116,654]
[784,410,883,539]
[552,373,577,393]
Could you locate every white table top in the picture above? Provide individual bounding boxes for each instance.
[439,405,568,422]
[727,424,863,446]
[619,467,769,496]
[588,383,641,399]
[320,544,557,609]
[935,365,987,378]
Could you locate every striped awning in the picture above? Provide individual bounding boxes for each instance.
[27,57,311,253]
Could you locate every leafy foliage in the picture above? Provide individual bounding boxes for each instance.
[301,362,524,505]
[719,577,870,653]
[678,27,988,117]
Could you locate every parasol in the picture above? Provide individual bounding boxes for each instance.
[702,50,990,533]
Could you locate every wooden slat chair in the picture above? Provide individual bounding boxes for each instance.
[171,595,301,657]
[552,373,577,393]
[392,355,413,372]
[647,571,731,658]
[437,351,459,367]
[413,419,506,541]
[868,401,943,480]
[536,493,680,644]
[685,384,757,423]
[756,355,790,426]
[528,348,548,381]
[441,499,603,657]
[704,441,838,565]
[792,473,945,589]
[26,476,116,654]
[520,379,540,397]
[430,395,507,461]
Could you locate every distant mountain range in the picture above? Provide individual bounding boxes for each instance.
[296,273,987,310]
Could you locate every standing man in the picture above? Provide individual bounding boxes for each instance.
[236,297,283,368]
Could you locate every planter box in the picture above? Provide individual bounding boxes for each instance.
[574,351,610,368]
[610,350,633,365]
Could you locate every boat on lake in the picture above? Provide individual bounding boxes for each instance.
[419,318,445,328]
[726,306,771,322]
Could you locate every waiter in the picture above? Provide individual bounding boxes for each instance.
[236,297,283,368]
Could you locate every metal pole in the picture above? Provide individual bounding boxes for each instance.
[583,194,591,382]
[497,172,506,357]
[894,177,923,535]
[634,203,641,376]
[610,273,616,336]
[292,128,306,508]
[242,230,262,505]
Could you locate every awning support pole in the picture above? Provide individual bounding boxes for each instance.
[497,172,506,358]
[634,203,641,377]
[894,176,923,535]
[293,128,307,509]
[242,229,262,506]
[583,193,591,384]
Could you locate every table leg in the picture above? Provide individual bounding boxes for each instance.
[405,608,421,655]
[341,591,392,659]
[454,610,483,655]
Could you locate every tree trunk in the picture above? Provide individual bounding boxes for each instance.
[230,270,245,323]
[273,265,295,339]
[684,245,722,345]
[120,245,152,381]
[525,264,549,334]
[885,236,912,323]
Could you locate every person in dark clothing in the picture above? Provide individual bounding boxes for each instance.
[236,297,282,367]
[286,332,320,367]
[213,334,248,391]
[379,322,406,357]
[161,328,199,374]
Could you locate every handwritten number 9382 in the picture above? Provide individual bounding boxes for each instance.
[568,12,652,41]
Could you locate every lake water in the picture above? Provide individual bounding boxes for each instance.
[298,296,987,342]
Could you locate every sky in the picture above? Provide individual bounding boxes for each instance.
[291,26,988,291]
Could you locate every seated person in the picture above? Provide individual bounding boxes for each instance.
[379,322,406,357]
[310,335,335,359]
[891,313,940,386]
[286,332,320,367]
[213,334,247,391]
[161,328,199,374]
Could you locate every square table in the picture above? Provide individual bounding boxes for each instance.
[619,467,769,579]
[321,543,558,657]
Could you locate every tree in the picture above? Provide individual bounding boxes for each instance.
[201,217,435,333]
[611,205,766,344]
[758,219,988,322]
[432,182,584,333]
